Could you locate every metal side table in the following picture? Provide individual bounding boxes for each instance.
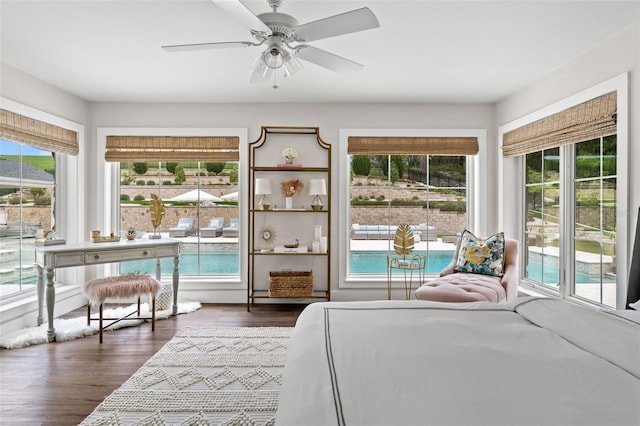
[387,254,426,300]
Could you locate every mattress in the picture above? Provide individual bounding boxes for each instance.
[276,297,640,426]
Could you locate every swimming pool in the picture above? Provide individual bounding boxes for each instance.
[119,249,457,275]
[119,249,614,284]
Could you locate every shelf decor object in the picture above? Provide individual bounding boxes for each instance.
[281,178,303,210]
[308,178,327,211]
[248,126,331,310]
[282,147,298,164]
[149,194,166,239]
[268,270,313,297]
[255,178,273,211]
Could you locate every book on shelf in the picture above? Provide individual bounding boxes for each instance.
[273,245,309,253]
[276,163,302,168]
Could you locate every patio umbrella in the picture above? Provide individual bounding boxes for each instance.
[220,191,238,201]
[169,189,223,202]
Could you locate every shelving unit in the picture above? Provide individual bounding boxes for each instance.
[248,126,331,310]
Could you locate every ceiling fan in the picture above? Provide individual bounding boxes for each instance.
[162,0,380,85]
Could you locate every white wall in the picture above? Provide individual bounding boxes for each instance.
[496,23,639,306]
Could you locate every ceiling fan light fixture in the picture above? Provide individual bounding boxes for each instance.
[263,46,285,69]
[283,54,302,77]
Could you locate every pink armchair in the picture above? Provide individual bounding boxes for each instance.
[415,238,519,303]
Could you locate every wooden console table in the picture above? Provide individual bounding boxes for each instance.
[35,238,181,342]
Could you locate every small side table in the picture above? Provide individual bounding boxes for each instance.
[387,254,426,300]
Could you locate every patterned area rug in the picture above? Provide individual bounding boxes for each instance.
[80,326,292,425]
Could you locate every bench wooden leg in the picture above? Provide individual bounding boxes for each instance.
[152,297,156,331]
[99,303,104,344]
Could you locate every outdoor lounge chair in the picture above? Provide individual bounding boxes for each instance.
[222,218,239,238]
[200,217,224,238]
[169,218,195,238]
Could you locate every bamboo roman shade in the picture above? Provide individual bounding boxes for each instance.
[0,108,79,155]
[347,136,479,155]
[105,136,240,162]
[502,92,617,157]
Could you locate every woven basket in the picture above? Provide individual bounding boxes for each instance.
[154,283,173,311]
[268,271,313,297]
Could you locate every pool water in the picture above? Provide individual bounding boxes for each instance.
[119,249,614,284]
[121,251,239,275]
[525,263,616,284]
[349,250,454,274]
[120,250,455,275]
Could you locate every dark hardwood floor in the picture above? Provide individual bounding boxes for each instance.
[0,303,305,426]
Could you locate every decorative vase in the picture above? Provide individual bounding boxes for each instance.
[285,156,294,164]
[126,228,136,240]
[285,197,293,209]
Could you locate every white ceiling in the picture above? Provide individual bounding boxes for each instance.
[1,1,638,104]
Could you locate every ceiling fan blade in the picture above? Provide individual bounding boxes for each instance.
[211,0,271,35]
[295,45,363,73]
[293,7,379,42]
[162,41,254,52]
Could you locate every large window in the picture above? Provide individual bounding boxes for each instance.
[0,140,55,296]
[104,134,241,279]
[348,151,471,277]
[117,161,240,276]
[509,88,622,308]
[523,136,617,306]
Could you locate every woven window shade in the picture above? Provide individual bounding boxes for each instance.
[503,92,617,157]
[0,108,78,155]
[347,136,478,155]
[105,136,240,162]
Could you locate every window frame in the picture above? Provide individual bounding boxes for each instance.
[0,97,85,301]
[338,128,483,288]
[498,73,629,309]
[97,127,248,288]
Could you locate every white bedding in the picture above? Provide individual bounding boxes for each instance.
[276,297,640,426]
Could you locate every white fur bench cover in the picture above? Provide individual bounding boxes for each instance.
[85,273,161,305]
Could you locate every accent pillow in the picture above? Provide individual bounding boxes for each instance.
[454,230,505,277]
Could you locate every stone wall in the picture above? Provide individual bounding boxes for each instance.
[121,205,239,232]
[1,205,52,231]
[350,206,466,234]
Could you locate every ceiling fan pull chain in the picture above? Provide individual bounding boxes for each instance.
[272,71,278,90]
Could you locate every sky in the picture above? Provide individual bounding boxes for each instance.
[0,139,51,156]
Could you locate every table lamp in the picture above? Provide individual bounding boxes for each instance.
[255,178,273,210]
[308,178,327,211]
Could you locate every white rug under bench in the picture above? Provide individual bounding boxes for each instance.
[80,326,292,425]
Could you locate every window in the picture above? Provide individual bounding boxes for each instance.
[0,140,56,296]
[117,161,240,276]
[349,154,469,276]
[523,137,617,306]
[504,85,624,308]
[345,134,479,280]
[0,105,79,299]
[104,134,241,279]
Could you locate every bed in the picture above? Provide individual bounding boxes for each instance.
[276,297,640,426]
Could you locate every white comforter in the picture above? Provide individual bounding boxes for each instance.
[276,297,640,426]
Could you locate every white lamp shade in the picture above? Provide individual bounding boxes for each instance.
[255,178,273,195]
[308,179,327,196]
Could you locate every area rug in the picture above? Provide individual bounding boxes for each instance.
[0,302,201,349]
[80,326,292,425]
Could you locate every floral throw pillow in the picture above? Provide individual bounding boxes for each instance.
[454,230,505,277]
